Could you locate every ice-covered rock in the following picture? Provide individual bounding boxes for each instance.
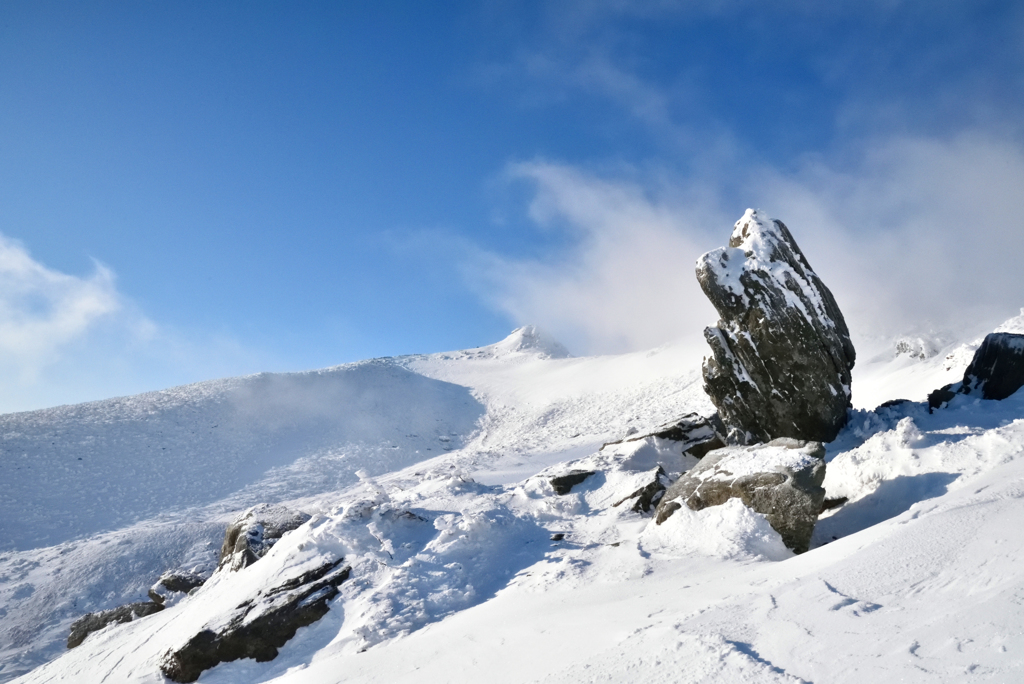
[217,504,311,573]
[696,209,856,444]
[929,332,1024,409]
[655,438,826,553]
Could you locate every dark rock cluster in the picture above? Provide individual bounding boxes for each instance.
[696,209,856,444]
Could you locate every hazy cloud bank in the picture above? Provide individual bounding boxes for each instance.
[471,131,1024,356]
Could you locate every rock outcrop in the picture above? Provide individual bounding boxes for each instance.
[696,209,856,444]
[217,504,311,572]
[655,438,826,553]
[67,601,164,648]
[159,558,351,683]
[929,333,1024,409]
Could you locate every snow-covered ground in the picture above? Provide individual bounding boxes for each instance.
[3,319,1024,683]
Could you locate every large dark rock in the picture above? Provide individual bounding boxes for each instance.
[67,601,164,648]
[929,333,1024,410]
[217,504,311,572]
[655,438,826,553]
[159,558,351,683]
[696,209,856,444]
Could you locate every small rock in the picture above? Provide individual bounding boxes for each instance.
[655,438,826,553]
[613,466,671,513]
[549,470,595,495]
[148,571,207,605]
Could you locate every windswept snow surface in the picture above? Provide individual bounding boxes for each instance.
[6,319,1024,683]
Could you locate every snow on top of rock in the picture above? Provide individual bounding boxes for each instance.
[696,209,838,335]
[477,325,571,360]
[693,440,824,482]
[994,308,1024,335]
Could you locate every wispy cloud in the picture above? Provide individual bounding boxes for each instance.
[0,235,123,378]
[467,161,723,355]
[469,131,1024,356]
[0,235,271,413]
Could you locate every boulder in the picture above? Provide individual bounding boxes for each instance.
[217,504,311,572]
[68,601,163,648]
[929,333,1024,410]
[655,438,826,553]
[696,209,856,444]
[159,558,350,683]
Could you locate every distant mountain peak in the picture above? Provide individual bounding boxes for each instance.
[488,326,571,359]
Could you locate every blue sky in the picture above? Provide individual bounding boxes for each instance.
[1,1,1023,411]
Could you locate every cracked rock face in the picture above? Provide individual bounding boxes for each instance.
[697,209,856,444]
[655,438,826,553]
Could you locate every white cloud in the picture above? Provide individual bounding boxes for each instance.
[468,161,722,356]
[0,236,272,414]
[0,235,122,378]
[470,132,1024,357]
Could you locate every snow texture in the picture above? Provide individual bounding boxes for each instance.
[4,318,1024,683]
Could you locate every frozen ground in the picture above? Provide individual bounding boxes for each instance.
[3,320,1024,682]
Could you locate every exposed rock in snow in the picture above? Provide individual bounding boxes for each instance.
[548,470,596,495]
[655,438,826,553]
[612,465,670,513]
[696,209,856,443]
[602,412,725,459]
[929,332,1024,409]
[962,333,1024,400]
[159,558,351,683]
[67,601,163,649]
[148,571,206,606]
[217,505,312,572]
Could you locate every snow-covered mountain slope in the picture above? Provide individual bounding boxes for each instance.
[0,328,710,682]
[4,318,1024,683]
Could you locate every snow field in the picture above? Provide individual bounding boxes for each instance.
[6,320,1024,682]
